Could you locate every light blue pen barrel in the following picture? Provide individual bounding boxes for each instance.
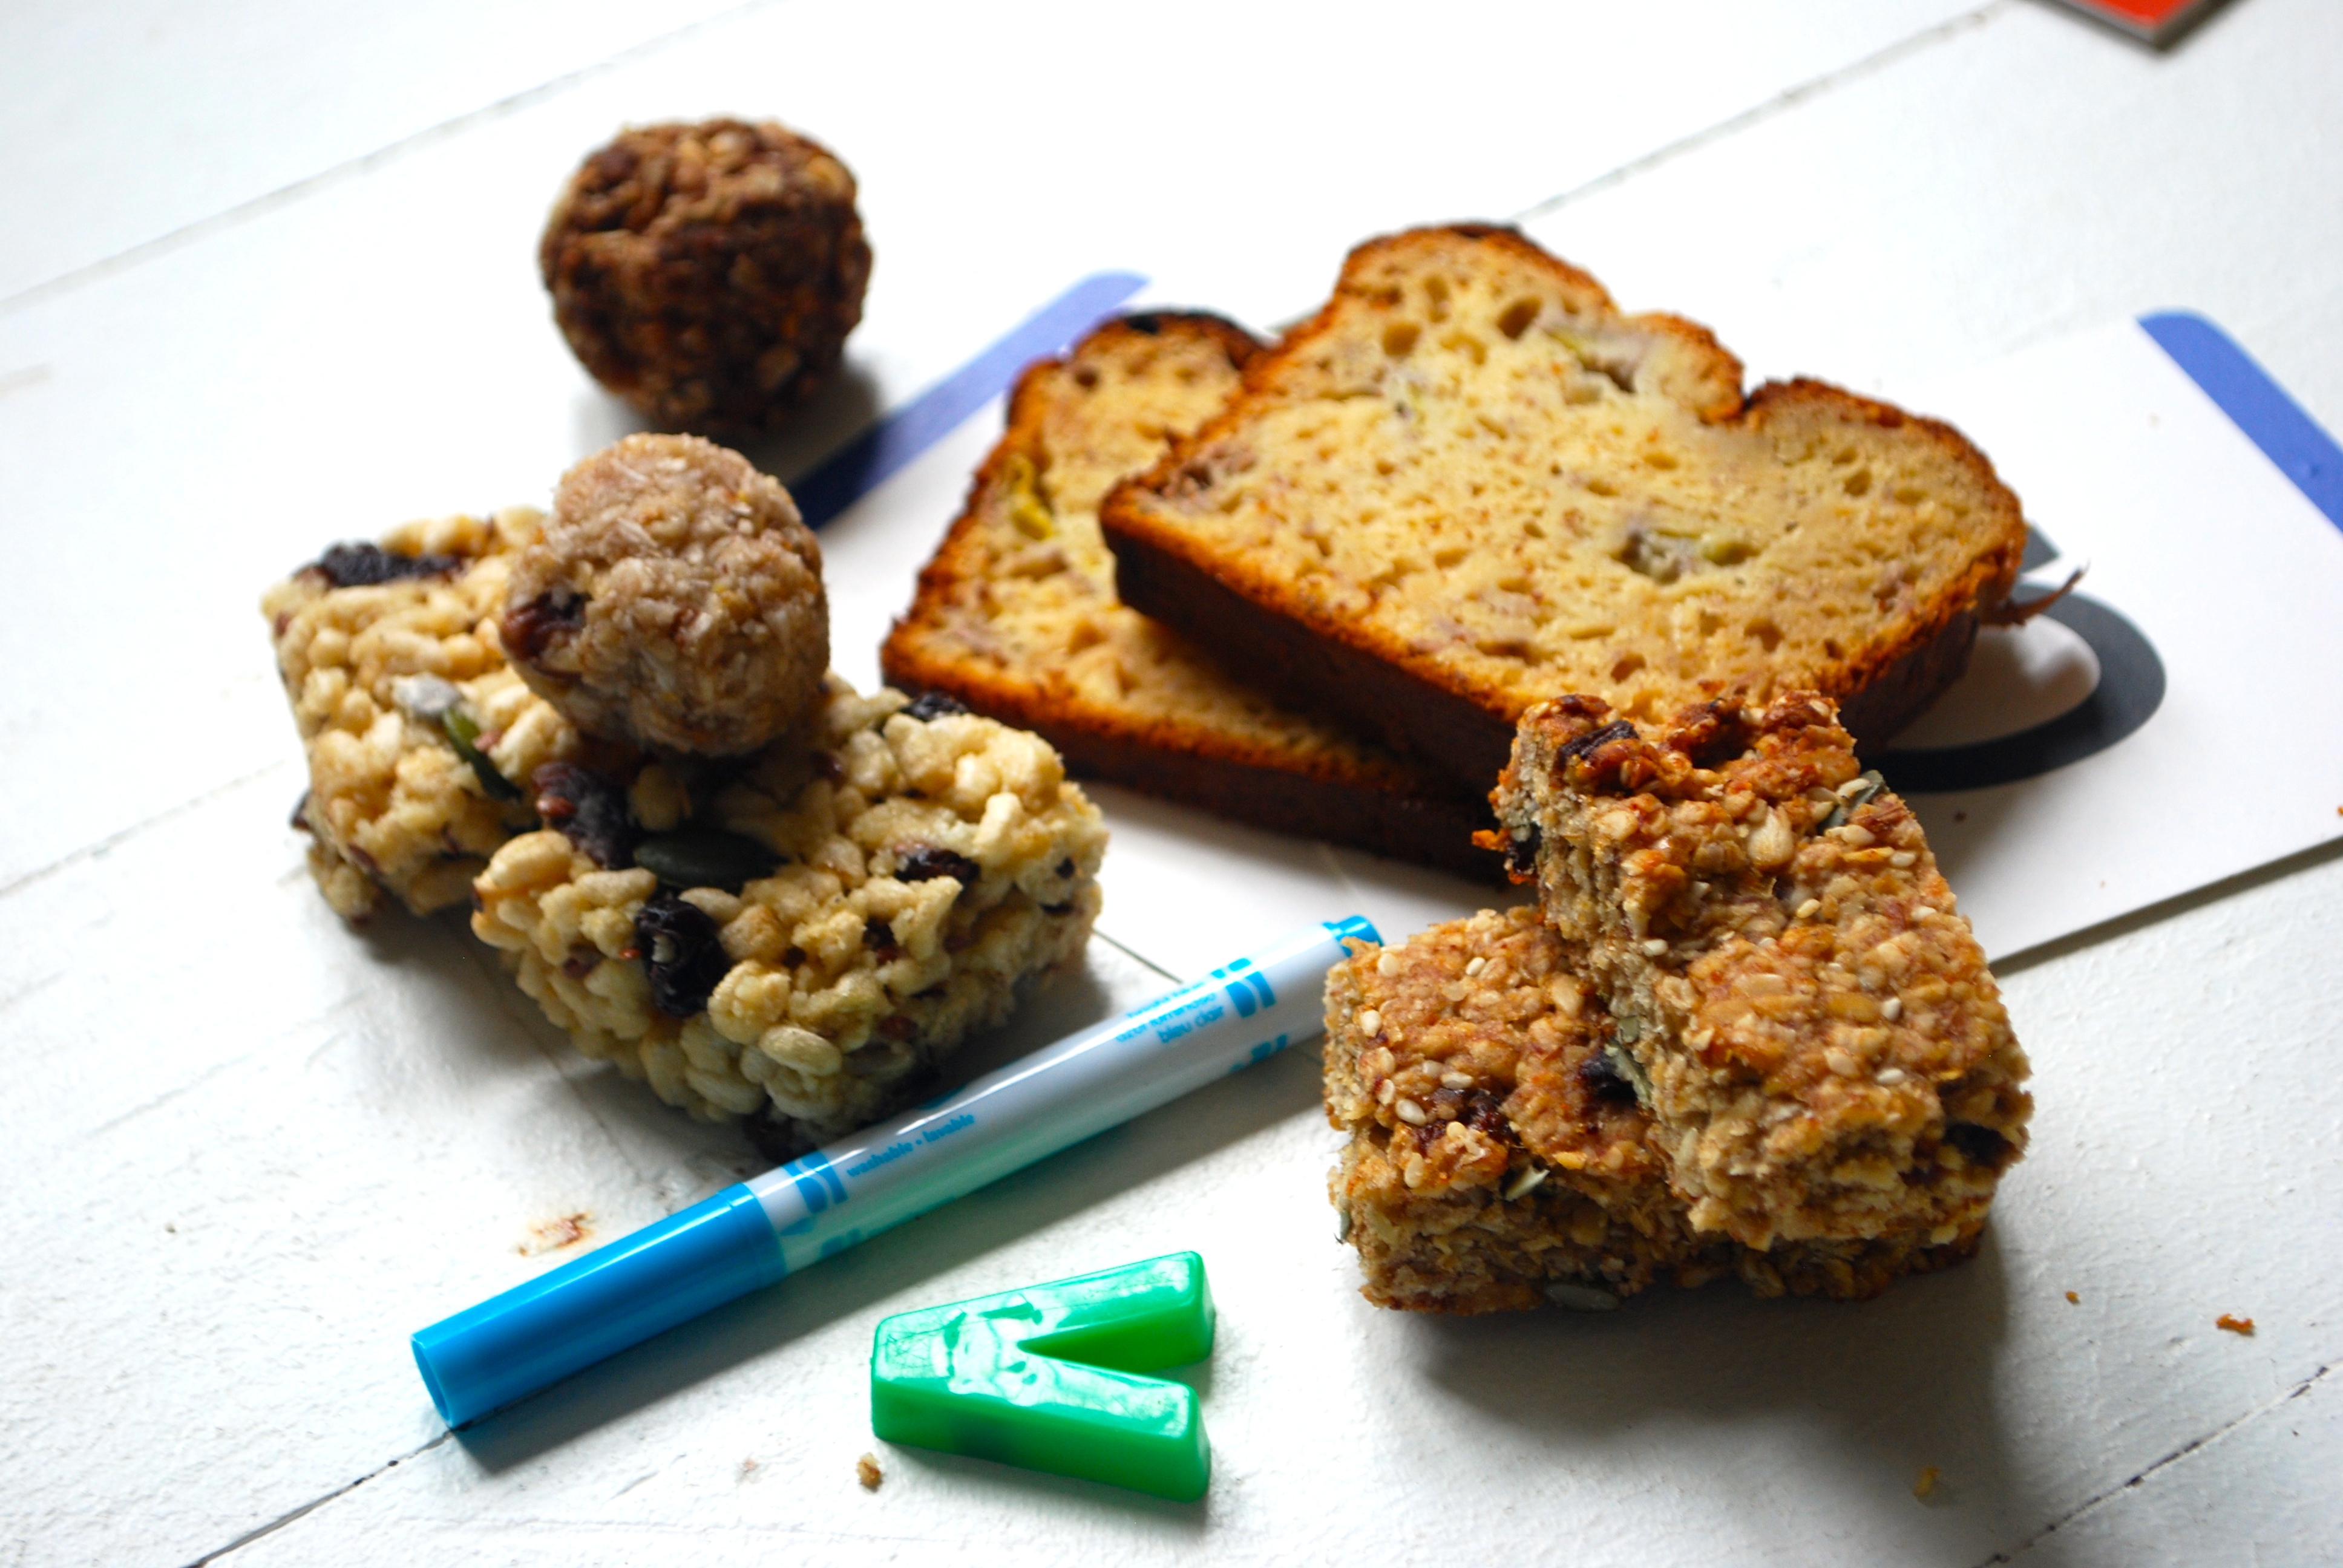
[413,1187,784,1426]
[411,916,1378,1427]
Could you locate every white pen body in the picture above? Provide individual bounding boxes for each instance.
[745,918,1372,1272]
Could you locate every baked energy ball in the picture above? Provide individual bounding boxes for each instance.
[503,434,828,755]
[540,118,871,432]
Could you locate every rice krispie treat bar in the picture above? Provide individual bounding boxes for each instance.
[1326,907,1981,1312]
[471,679,1107,1150]
[1488,692,2031,1250]
[262,511,605,921]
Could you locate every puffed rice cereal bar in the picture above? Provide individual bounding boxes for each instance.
[1327,907,1984,1313]
[262,511,602,920]
[1488,691,2031,1251]
[471,679,1107,1151]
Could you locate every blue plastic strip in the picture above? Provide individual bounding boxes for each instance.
[2139,311,2343,535]
[791,271,1149,528]
[411,1184,784,1427]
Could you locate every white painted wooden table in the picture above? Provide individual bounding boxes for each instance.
[4,2,2338,1563]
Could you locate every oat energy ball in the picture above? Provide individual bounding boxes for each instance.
[472,680,1108,1151]
[1326,909,1985,1313]
[1489,691,2032,1251]
[504,434,828,756]
[262,509,600,920]
[541,117,871,431]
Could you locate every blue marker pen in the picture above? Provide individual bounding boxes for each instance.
[411,916,1379,1426]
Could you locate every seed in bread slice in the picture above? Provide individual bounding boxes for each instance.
[883,312,1496,879]
[1099,226,2027,789]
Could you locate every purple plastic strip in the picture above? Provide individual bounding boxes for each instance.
[2140,311,2343,535]
[791,272,1148,528]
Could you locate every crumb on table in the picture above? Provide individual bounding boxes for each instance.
[2065,1290,2080,1304]
[1913,1465,1940,1500]
[856,1452,884,1491]
[2217,1313,2256,1336]
[518,1211,592,1256]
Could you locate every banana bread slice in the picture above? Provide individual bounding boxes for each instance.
[1100,226,2027,789]
[1488,691,2031,1251]
[1326,907,1985,1313]
[882,312,1495,879]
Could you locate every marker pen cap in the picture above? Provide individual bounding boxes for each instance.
[411,1184,785,1427]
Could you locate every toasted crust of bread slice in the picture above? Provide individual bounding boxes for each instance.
[1099,226,2027,787]
[882,312,1498,878]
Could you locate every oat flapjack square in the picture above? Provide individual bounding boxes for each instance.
[1326,907,1987,1312]
[1487,692,2031,1251]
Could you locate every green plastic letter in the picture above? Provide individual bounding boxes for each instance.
[869,1252,1214,1500]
